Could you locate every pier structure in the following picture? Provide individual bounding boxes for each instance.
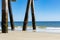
[23,0,36,31]
[2,0,14,33]
[1,0,36,33]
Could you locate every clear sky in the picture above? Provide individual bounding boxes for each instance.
[0,0,60,21]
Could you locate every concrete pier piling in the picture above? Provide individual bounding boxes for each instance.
[2,0,8,33]
[23,0,36,31]
[8,0,14,30]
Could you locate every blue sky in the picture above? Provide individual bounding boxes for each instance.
[0,0,60,21]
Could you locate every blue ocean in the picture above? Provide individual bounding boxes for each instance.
[0,21,60,27]
[0,21,60,33]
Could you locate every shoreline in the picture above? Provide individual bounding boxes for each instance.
[0,26,60,33]
[0,26,60,40]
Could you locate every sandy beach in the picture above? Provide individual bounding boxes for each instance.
[0,30,60,40]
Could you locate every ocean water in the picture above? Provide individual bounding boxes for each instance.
[0,21,60,33]
[0,21,60,27]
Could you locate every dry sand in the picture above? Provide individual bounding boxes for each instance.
[0,31,60,40]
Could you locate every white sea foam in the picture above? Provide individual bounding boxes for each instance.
[0,26,60,33]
